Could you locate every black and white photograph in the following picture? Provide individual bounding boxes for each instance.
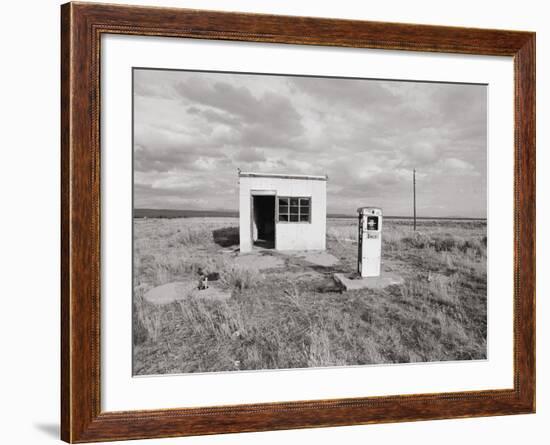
[1,0,544,443]
[132,68,487,376]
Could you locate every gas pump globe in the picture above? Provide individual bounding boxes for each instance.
[357,207,382,277]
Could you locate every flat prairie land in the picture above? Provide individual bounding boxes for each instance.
[133,217,487,375]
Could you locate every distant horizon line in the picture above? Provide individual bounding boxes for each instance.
[133,208,487,221]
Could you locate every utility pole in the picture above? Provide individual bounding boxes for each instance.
[413,169,417,231]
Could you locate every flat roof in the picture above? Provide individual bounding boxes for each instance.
[238,171,328,181]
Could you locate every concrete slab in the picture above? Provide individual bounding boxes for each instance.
[144,281,231,305]
[143,282,193,305]
[192,286,232,301]
[333,271,404,291]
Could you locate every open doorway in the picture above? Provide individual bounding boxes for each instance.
[252,195,275,249]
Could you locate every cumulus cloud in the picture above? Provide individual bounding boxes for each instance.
[133,69,487,217]
[441,158,476,172]
[235,147,266,163]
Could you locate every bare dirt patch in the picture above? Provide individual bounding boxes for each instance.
[233,252,285,271]
[282,250,340,267]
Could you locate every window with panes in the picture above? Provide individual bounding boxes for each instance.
[277,197,311,223]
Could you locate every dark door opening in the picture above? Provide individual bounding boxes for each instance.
[252,195,275,249]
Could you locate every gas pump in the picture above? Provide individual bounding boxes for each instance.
[357,207,382,277]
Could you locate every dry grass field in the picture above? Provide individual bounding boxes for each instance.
[133,217,487,375]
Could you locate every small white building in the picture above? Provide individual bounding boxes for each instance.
[238,171,327,252]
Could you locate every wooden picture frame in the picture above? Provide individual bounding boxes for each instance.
[61,2,535,442]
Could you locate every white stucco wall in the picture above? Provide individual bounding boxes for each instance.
[239,175,327,252]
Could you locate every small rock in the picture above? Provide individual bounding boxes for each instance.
[207,272,220,281]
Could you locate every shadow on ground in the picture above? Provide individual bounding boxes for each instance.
[212,227,239,247]
[33,422,59,439]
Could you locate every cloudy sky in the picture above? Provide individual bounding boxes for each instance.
[134,69,487,217]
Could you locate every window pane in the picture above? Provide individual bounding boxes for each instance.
[279,214,289,222]
[290,214,299,222]
[299,198,310,206]
[290,198,299,206]
[279,204,289,213]
[300,205,309,214]
[299,214,309,222]
[279,198,289,206]
[290,206,299,214]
